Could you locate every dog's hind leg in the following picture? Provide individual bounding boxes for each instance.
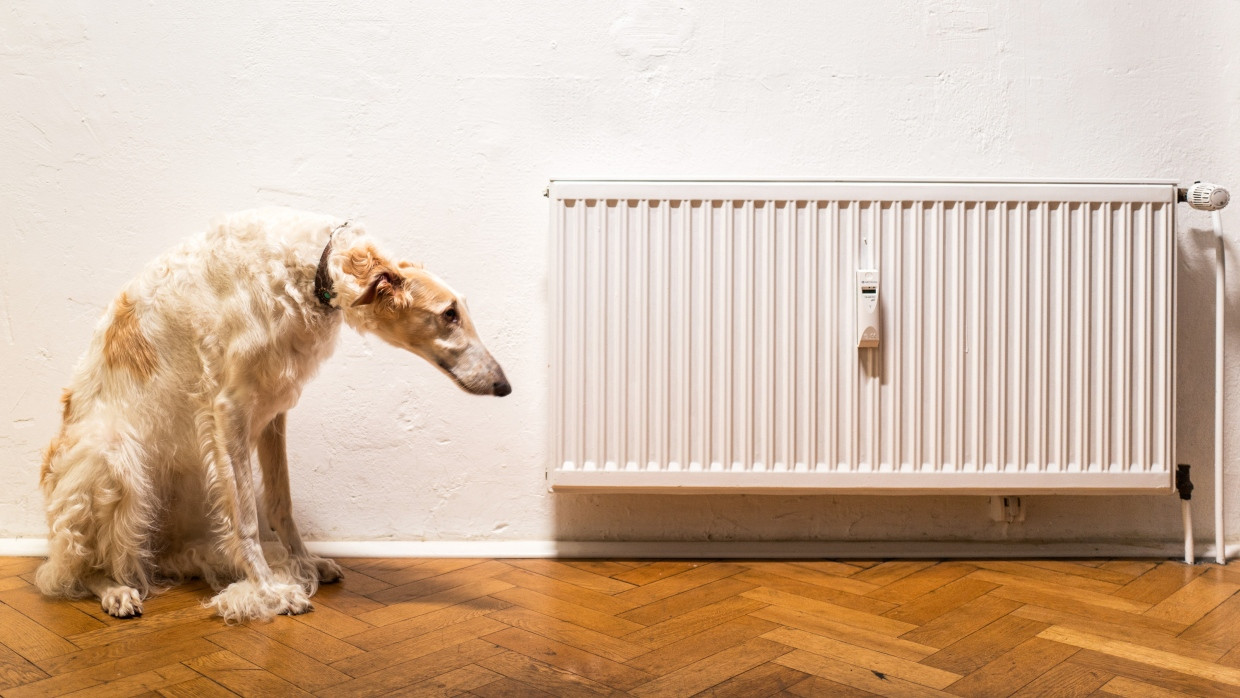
[200,398,311,622]
[37,432,155,618]
[257,413,342,590]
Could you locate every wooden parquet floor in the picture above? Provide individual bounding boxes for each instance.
[2,557,1240,696]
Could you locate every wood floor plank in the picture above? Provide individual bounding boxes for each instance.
[732,569,898,615]
[881,576,996,625]
[405,663,502,697]
[59,663,199,698]
[469,676,557,697]
[491,585,645,637]
[156,676,238,697]
[1069,648,1240,697]
[38,616,225,675]
[898,594,1023,649]
[498,567,640,616]
[625,615,780,676]
[614,563,746,608]
[742,562,879,596]
[1178,592,1240,656]
[1010,605,1222,662]
[848,560,937,587]
[618,576,756,627]
[1095,674,1197,697]
[286,599,373,639]
[1040,625,1240,688]
[611,562,704,587]
[3,638,219,698]
[367,560,515,606]
[0,600,80,662]
[1020,559,1145,585]
[183,650,313,697]
[774,649,956,697]
[354,576,514,627]
[969,560,1123,594]
[763,627,960,689]
[629,637,792,697]
[330,615,505,678]
[246,613,363,664]
[866,562,976,604]
[740,587,915,637]
[1144,576,1240,626]
[1115,563,1207,604]
[751,605,938,662]
[505,560,636,596]
[484,607,650,664]
[65,603,217,650]
[969,568,1154,614]
[0,585,107,637]
[694,660,809,697]
[205,626,350,692]
[477,649,619,697]
[0,577,29,594]
[1008,659,1110,697]
[0,642,49,691]
[484,626,655,692]
[786,674,884,697]
[920,613,1048,675]
[623,595,768,649]
[945,636,1079,698]
[323,638,504,698]
[345,594,511,652]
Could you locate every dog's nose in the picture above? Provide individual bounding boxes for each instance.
[493,380,512,397]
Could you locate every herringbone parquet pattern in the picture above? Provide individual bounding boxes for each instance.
[1,555,1239,696]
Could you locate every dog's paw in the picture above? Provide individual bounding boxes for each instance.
[207,580,313,622]
[314,556,344,584]
[279,584,314,615]
[100,586,143,618]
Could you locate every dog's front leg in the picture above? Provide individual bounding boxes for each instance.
[202,398,312,622]
[257,413,343,588]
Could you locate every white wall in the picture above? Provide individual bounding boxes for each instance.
[2,1,1238,548]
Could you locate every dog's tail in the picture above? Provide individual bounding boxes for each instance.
[36,426,156,598]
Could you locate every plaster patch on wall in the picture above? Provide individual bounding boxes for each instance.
[609,0,696,72]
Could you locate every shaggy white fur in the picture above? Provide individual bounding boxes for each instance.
[37,208,509,621]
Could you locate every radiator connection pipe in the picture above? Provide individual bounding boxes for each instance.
[1177,465,1194,563]
[1183,182,1231,564]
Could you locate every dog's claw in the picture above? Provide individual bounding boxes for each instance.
[100,586,144,619]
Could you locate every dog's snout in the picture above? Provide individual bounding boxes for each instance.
[493,380,512,397]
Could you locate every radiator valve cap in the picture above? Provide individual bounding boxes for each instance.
[1187,182,1230,211]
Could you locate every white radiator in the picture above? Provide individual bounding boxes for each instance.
[548,181,1177,494]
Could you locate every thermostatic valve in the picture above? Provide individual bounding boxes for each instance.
[857,269,879,349]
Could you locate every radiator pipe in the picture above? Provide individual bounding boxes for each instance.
[1177,464,1194,564]
[1215,209,1226,564]
[1185,183,1229,565]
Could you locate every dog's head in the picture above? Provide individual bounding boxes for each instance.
[342,245,510,397]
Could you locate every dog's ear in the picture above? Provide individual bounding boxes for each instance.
[352,271,403,307]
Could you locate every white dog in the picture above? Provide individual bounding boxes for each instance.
[36,209,510,621]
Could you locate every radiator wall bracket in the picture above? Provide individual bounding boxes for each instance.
[988,496,1026,524]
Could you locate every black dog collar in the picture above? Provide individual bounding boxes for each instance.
[314,223,348,309]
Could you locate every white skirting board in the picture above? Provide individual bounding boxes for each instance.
[0,538,1232,561]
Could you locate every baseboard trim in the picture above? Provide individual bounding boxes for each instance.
[1,537,1231,561]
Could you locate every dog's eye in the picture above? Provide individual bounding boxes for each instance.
[443,306,459,325]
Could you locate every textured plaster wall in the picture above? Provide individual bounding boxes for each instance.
[1,1,1238,546]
